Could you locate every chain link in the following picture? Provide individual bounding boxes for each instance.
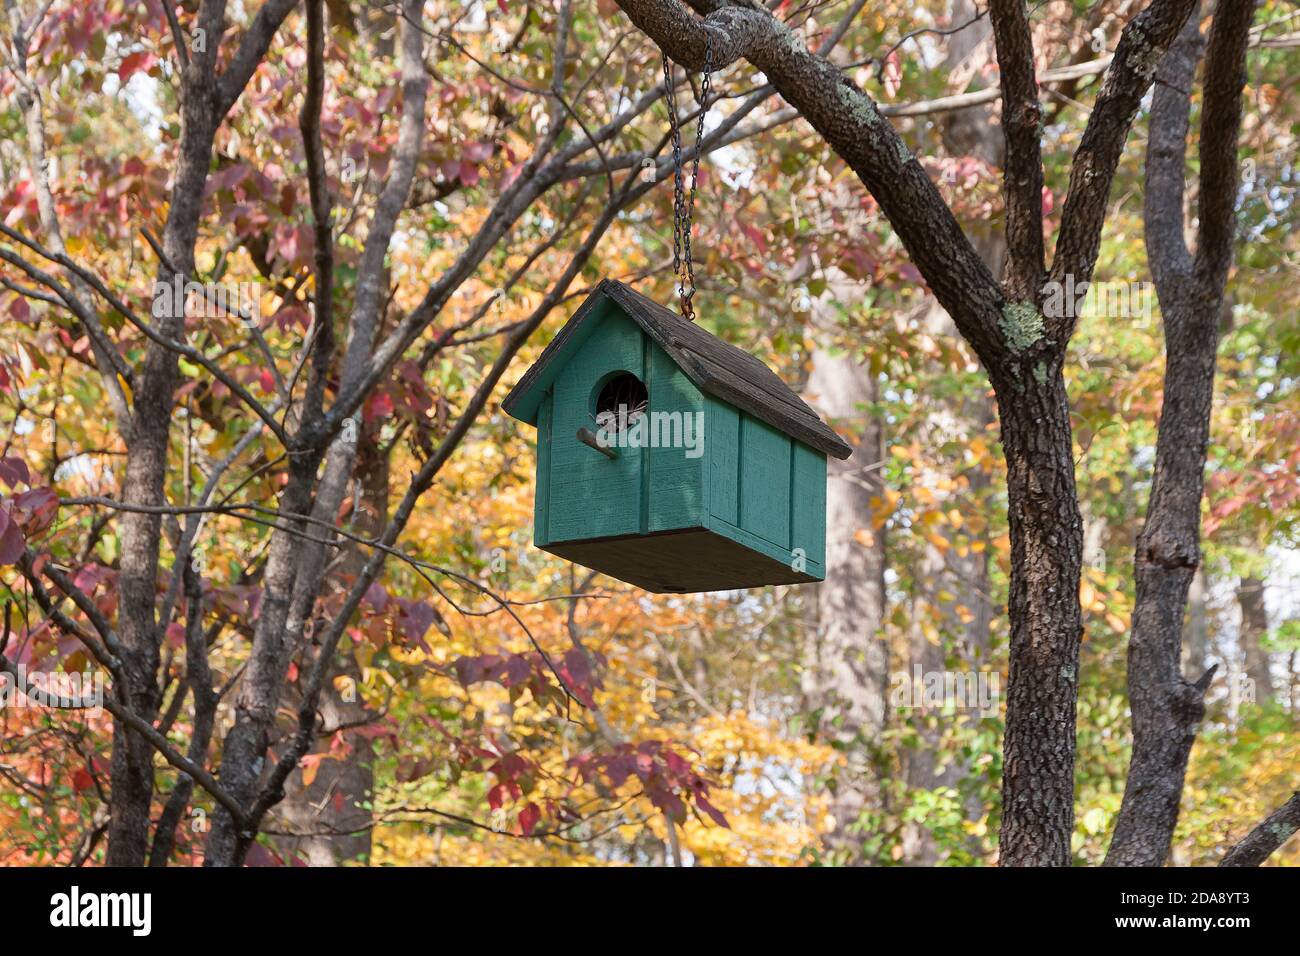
[661,34,712,322]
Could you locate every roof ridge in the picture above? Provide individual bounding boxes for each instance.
[503,280,853,460]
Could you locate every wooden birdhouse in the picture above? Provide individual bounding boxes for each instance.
[503,279,853,593]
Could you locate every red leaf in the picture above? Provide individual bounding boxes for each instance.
[0,457,29,489]
[364,390,395,423]
[695,793,729,829]
[0,508,25,565]
[118,51,157,83]
[518,802,540,836]
[71,768,95,792]
[13,487,57,534]
[664,749,689,776]
[738,221,767,253]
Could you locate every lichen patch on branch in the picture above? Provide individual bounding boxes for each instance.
[998,301,1046,353]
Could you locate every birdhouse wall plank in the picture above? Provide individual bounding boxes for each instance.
[702,396,827,579]
[705,398,740,525]
[738,416,793,549]
[546,310,645,543]
[790,442,827,568]
[646,343,705,533]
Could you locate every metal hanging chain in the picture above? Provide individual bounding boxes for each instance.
[662,34,713,322]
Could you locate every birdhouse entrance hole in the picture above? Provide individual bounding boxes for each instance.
[593,371,648,432]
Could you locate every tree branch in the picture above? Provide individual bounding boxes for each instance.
[1220,792,1300,866]
[1194,0,1257,287]
[297,0,335,427]
[216,0,301,117]
[1105,0,1258,868]
[1143,9,1203,289]
[988,0,1045,302]
[1049,0,1200,315]
[609,0,1006,365]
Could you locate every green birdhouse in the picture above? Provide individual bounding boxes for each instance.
[503,279,852,593]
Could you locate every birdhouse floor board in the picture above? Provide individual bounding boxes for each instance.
[541,526,821,594]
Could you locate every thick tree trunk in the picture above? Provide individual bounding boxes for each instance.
[203,456,331,866]
[804,349,888,861]
[992,361,1084,866]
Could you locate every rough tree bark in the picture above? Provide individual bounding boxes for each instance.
[1106,0,1258,867]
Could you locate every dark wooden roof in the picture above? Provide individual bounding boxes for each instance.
[503,279,853,460]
